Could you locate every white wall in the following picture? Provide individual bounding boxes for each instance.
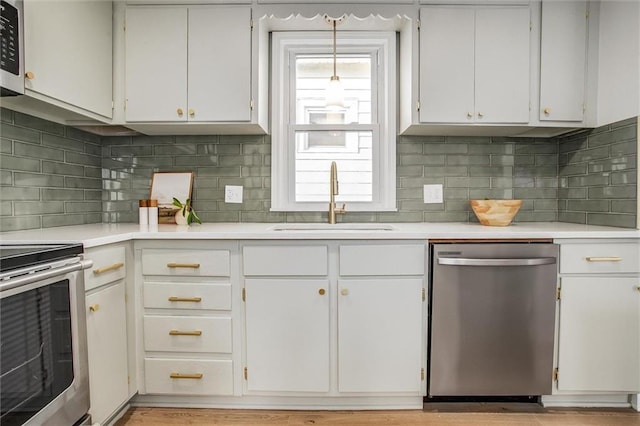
[596,0,640,125]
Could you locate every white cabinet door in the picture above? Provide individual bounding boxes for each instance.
[539,1,587,122]
[419,7,475,123]
[125,7,188,122]
[558,277,640,392]
[86,282,129,425]
[244,279,330,392]
[475,7,530,123]
[419,6,530,124]
[24,0,112,118]
[337,279,423,393]
[188,7,251,122]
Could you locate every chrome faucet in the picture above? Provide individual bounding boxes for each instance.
[328,161,346,224]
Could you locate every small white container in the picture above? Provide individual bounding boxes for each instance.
[148,199,158,227]
[139,199,149,225]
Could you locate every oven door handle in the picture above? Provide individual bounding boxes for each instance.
[0,259,93,292]
[438,257,556,267]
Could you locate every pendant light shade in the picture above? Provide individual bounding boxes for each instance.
[326,18,344,109]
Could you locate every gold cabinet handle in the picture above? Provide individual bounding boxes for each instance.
[25,71,35,80]
[477,112,484,118]
[168,296,202,303]
[467,112,473,119]
[169,329,202,336]
[177,108,184,117]
[188,108,195,117]
[340,288,349,296]
[89,304,99,312]
[170,373,203,380]
[93,262,124,275]
[167,262,200,269]
[543,107,551,115]
[585,257,622,262]
[318,288,326,296]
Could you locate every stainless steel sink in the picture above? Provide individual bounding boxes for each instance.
[269,223,396,231]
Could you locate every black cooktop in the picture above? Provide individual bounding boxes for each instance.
[0,243,84,272]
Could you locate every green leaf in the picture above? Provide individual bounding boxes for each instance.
[172,197,183,208]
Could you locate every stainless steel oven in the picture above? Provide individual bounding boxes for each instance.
[0,244,92,426]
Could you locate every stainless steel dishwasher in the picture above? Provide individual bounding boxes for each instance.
[429,242,558,397]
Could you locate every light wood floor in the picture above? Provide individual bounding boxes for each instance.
[114,405,640,426]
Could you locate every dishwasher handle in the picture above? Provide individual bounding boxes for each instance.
[437,257,556,267]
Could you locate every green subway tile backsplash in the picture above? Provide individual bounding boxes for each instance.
[0,108,103,231]
[0,108,637,230]
[557,119,637,227]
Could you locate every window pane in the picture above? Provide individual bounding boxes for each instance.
[294,130,373,203]
[295,55,371,125]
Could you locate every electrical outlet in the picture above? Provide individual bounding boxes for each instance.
[225,185,243,203]
[424,184,444,204]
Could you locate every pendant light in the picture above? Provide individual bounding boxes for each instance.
[326,17,345,109]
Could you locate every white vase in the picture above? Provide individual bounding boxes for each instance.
[174,209,189,226]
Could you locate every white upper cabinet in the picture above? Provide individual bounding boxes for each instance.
[22,0,113,119]
[419,6,530,124]
[125,5,252,123]
[125,7,188,122]
[539,1,588,122]
[419,7,475,123]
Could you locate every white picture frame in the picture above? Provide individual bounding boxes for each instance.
[150,171,194,208]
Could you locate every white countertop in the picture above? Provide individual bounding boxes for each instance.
[0,222,638,248]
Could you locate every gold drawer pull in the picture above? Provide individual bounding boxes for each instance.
[168,296,202,303]
[170,373,203,380]
[93,262,124,274]
[169,330,202,336]
[89,304,99,312]
[167,262,200,269]
[585,257,622,262]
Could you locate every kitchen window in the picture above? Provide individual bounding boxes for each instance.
[271,31,396,212]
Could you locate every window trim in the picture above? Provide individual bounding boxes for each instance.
[271,31,397,212]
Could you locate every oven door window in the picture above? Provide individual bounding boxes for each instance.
[0,279,74,426]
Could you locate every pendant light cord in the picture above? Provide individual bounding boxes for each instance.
[332,19,338,80]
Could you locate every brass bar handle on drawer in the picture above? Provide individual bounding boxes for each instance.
[585,257,622,262]
[169,330,202,336]
[168,296,202,303]
[170,373,203,380]
[93,262,124,274]
[167,262,200,269]
[89,304,99,312]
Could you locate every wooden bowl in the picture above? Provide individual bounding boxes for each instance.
[470,199,523,226]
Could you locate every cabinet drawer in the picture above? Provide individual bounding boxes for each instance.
[84,246,126,291]
[143,315,232,353]
[143,282,231,311]
[243,245,328,276]
[339,245,425,276]
[142,249,230,277]
[560,243,640,274]
[144,358,233,395]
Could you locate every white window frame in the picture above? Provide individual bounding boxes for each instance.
[271,31,397,212]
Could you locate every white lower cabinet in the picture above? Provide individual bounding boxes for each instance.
[558,276,640,392]
[555,239,640,395]
[337,279,423,393]
[138,242,239,397]
[144,358,233,396]
[84,245,131,425]
[245,279,330,392]
[242,242,426,397]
